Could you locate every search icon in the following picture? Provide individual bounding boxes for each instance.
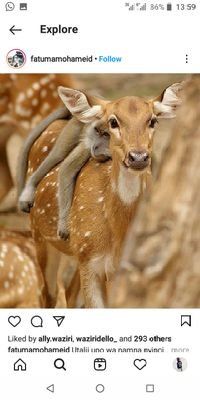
[54,358,66,371]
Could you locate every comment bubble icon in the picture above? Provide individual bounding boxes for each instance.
[31,315,43,328]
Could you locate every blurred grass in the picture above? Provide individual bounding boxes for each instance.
[77,73,188,98]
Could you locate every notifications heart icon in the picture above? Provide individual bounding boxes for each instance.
[8,316,21,327]
[133,359,147,370]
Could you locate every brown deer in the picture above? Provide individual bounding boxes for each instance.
[27,84,182,308]
[0,230,45,307]
[0,73,75,211]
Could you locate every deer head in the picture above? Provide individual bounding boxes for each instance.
[58,83,183,173]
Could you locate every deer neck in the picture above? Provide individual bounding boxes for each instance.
[110,158,143,206]
[107,159,148,251]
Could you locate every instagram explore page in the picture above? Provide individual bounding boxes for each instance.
[0,0,199,398]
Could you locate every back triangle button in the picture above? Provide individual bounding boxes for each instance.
[46,384,54,393]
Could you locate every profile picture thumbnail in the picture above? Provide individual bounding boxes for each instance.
[173,357,187,372]
[6,49,26,68]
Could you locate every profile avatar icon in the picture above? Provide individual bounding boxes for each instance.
[173,357,187,372]
[176,357,183,371]
[6,49,26,68]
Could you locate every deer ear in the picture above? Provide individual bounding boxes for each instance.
[153,82,183,119]
[58,87,103,123]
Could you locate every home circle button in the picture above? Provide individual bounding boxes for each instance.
[96,384,105,393]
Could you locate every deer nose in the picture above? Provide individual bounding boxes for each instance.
[127,151,149,169]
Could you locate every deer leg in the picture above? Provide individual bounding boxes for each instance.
[79,263,106,308]
[57,143,90,240]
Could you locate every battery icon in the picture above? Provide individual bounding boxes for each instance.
[167,3,172,10]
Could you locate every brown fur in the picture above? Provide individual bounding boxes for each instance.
[27,85,182,307]
[0,230,45,307]
[0,74,75,209]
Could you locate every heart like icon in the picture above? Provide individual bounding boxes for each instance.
[133,359,147,370]
[8,316,21,327]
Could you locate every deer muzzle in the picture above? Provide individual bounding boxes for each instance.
[124,151,150,170]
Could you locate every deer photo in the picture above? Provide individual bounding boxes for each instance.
[18,82,182,308]
[0,230,44,308]
[0,73,75,211]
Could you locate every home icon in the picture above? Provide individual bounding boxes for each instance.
[14,358,27,371]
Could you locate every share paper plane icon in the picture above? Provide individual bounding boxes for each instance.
[46,384,54,393]
[53,316,65,327]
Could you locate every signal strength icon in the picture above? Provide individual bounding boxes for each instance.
[125,2,146,11]
[140,3,146,10]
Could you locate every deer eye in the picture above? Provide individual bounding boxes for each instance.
[149,118,158,128]
[109,118,119,129]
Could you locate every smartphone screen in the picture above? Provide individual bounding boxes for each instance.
[0,1,199,398]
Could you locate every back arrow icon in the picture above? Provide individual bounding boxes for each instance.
[10,25,22,35]
[46,384,54,393]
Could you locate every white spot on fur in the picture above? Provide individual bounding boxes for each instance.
[32,98,39,106]
[17,93,25,103]
[40,76,50,86]
[85,231,91,237]
[4,281,10,289]
[80,243,87,252]
[32,82,40,90]
[42,102,50,112]
[15,104,32,117]
[27,88,34,98]
[42,146,48,152]
[18,287,24,295]
[8,271,14,279]
[97,196,104,203]
[49,83,55,90]
[20,121,30,130]
[41,89,47,98]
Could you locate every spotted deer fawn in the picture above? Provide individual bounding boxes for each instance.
[27,83,182,308]
[0,73,74,211]
[0,230,45,307]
